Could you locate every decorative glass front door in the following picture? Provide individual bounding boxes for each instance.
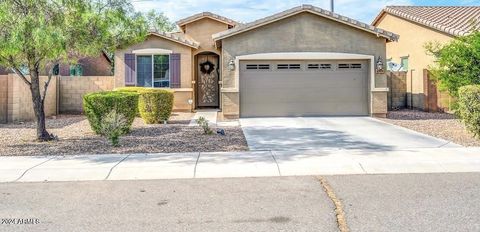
[197,54,219,107]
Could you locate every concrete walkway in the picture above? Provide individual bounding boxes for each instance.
[189,109,218,126]
[1,147,480,183]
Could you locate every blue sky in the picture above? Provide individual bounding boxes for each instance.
[132,0,480,24]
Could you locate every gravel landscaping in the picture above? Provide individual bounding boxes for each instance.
[0,113,248,156]
[379,109,480,147]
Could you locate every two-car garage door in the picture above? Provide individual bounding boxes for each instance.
[239,60,369,117]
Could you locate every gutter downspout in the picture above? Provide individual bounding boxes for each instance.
[410,69,415,109]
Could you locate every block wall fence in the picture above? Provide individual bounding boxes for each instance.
[0,74,114,123]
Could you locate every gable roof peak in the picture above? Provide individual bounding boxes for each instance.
[213,4,398,42]
[147,30,200,49]
[176,12,240,27]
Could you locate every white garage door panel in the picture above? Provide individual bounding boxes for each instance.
[242,88,364,102]
[239,60,369,117]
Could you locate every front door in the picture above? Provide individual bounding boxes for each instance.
[197,54,219,107]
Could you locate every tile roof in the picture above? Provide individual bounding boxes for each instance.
[213,5,399,42]
[148,31,200,49]
[372,6,480,37]
[176,12,240,27]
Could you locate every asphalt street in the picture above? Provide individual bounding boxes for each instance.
[0,173,479,232]
[326,173,480,232]
[0,177,336,232]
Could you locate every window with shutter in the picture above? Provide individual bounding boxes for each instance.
[124,53,136,85]
[170,53,181,88]
[132,53,180,88]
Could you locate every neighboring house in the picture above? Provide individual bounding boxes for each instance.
[59,52,113,76]
[115,5,398,118]
[373,6,480,110]
[0,51,112,76]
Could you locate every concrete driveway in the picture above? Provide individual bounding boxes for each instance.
[240,117,460,151]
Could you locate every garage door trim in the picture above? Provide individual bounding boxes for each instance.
[221,52,389,116]
[240,59,369,117]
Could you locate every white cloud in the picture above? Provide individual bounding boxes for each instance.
[132,0,413,24]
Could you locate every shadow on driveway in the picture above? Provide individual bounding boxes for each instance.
[243,127,395,151]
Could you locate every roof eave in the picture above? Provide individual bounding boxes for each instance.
[213,8,398,42]
[379,7,466,38]
[371,10,386,26]
[175,12,239,27]
[147,31,200,49]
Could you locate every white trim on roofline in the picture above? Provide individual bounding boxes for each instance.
[132,48,172,54]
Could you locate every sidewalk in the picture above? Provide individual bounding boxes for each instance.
[1,147,480,183]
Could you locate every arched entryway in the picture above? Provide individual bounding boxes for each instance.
[195,52,220,109]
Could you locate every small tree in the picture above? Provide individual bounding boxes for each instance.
[143,10,176,32]
[425,31,480,97]
[0,0,147,141]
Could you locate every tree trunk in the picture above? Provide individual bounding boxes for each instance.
[29,70,54,141]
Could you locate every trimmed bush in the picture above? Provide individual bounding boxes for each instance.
[138,89,174,124]
[114,87,152,93]
[114,87,146,116]
[83,91,139,135]
[457,85,480,137]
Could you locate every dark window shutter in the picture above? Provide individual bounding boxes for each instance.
[125,53,136,86]
[170,53,181,88]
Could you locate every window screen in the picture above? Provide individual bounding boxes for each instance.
[137,56,153,87]
[401,57,409,71]
[153,55,169,87]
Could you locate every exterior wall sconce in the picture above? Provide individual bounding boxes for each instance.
[228,60,235,71]
[376,56,385,74]
[187,99,194,113]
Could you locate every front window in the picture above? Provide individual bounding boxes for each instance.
[19,65,29,75]
[153,55,170,87]
[400,57,409,71]
[136,54,170,88]
[69,64,83,76]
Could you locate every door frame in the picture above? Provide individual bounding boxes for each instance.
[195,52,220,109]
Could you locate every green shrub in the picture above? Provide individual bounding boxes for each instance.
[114,87,152,93]
[99,110,129,146]
[114,87,146,116]
[138,89,174,124]
[196,116,213,135]
[457,85,480,137]
[83,91,138,135]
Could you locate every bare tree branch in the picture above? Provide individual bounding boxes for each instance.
[41,74,53,104]
[41,59,59,103]
[7,55,31,86]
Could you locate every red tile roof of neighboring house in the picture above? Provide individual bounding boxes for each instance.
[213,5,399,42]
[372,6,480,37]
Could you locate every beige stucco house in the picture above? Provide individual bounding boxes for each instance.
[373,6,480,110]
[115,5,398,118]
